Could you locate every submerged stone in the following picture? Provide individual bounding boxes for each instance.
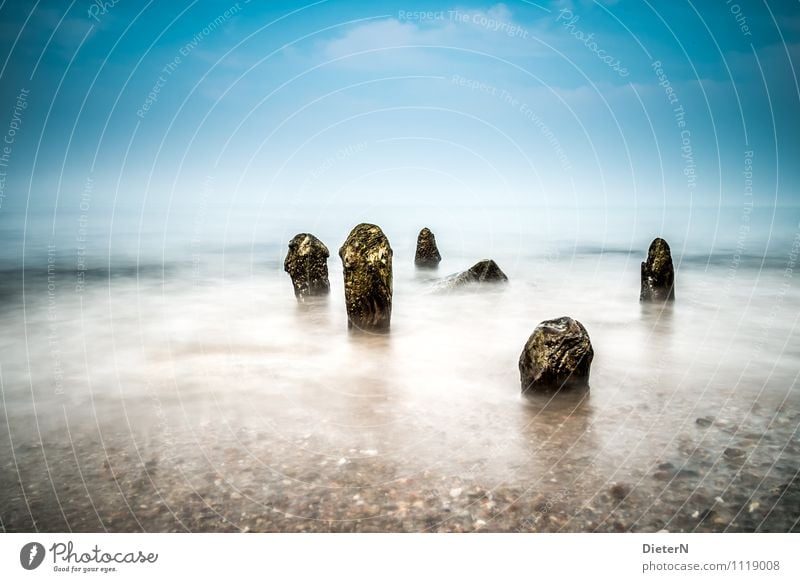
[283,233,330,301]
[519,316,594,393]
[414,227,442,268]
[436,259,508,291]
[339,223,393,332]
[640,238,675,301]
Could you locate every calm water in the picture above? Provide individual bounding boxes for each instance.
[1,210,799,532]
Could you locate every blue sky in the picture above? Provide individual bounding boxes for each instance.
[0,0,798,252]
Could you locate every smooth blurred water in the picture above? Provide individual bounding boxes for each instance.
[1,208,799,532]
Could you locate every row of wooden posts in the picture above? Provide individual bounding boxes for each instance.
[283,224,676,392]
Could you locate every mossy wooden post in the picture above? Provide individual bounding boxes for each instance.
[414,227,441,268]
[283,233,330,301]
[640,238,676,301]
[339,223,393,332]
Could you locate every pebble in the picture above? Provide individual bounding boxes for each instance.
[610,483,630,500]
[675,469,700,479]
[698,509,715,521]
[6,401,797,533]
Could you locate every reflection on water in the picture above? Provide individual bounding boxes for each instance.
[0,248,798,532]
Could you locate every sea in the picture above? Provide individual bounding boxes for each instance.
[1,203,799,532]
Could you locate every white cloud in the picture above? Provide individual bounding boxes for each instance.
[314,4,552,70]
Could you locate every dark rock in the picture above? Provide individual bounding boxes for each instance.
[460,259,508,283]
[640,238,675,301]
[519,316,594,393]
[723,447,745,459]
[436,259,508,291]
[338,223,393,332]
[695,417,713,428]
[610,483,630,501]
[414,227,441,268]
[283,233,330,301]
